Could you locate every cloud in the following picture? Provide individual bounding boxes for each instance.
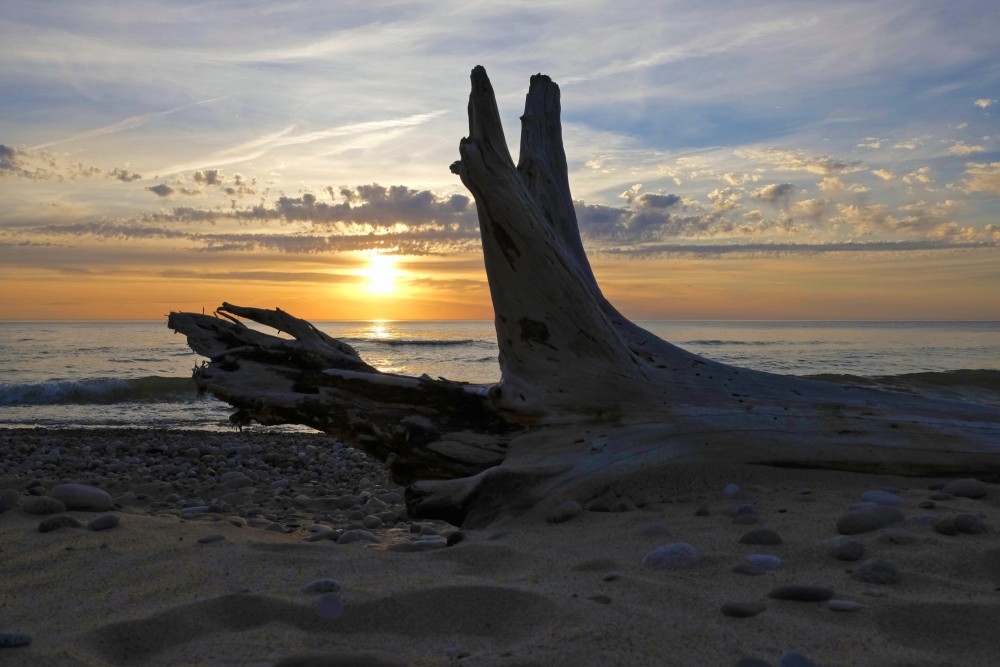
[974,99,995,109]
[193,169,222,186]
[109,167,142,182]
[147,184,175,197]
[30,98,226,150]
[893,140,921,150]
[752,183,799,207]
[948,141,986,156]
[734,148,865,175]
[871,169,894,180]
[961,162,1000,195]
[600,240,996,258]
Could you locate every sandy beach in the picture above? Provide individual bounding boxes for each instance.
[1,427,998,666]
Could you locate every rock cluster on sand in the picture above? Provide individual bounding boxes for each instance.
[0,428,427,544]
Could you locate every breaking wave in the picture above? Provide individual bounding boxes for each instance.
[0,376,198,406]
[807,369,1000,404]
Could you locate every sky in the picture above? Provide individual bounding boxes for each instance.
[1,0,998,321]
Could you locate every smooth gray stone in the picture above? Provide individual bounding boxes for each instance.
[851,558,900,584]
[878,527,917,544]
[825,536,864,561]
[22,496,67,515]
[87,514,119,531]
[0,489,20,513]
[739,528,782,545]
[47,483,113,511]
[0,632,32,648]
[642,542,701,569]
[638,521,669,536]
[860,490,903,506]
[337,529,380,545]
[723,483,741,497]
[768,585,834,602]
[720,601,767,618]
[734,658,773,667]
[836,506,903,535]
[942,478,988,499]
[745,554,783,570]
[302,578,341,594]
[828,599,863,612]
[934,517,959,535]
[361,515,383,530]
[732,562,767,576]
[547,500,583,524]
[954,513,987,534]
[778,651,818,667]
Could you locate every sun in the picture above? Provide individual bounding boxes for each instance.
[361,253,402,296]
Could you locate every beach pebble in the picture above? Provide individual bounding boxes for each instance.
[361,515,382,530]
[38,515,81,532]
[546,500,583,524]
[603,571,620,582]
[22,496,67,515]
[745,554,783,570]
[638,521,669,536]
[219,471,252,488]
[851,558,900,584]
[934,517,959,535]
[860,490,903,506]
[836,506,903,535]
[314,593,343,620]
[777,651,818,667]
[734,658,773,667]
[739,528,783,545]
[723,483,741,497]
[275,649,409,667]
[942,478,988,499]
[767,585,834,602]
[732,562,767,576]
[0,489,19,513]
[824,536,864,561]
[47,483,113,511]
[264,522,286,533]
[954,513,988,534]
[642,542,702,570]
[720,601,766,618]
[878,527,917,545]
[302,578,341,594]
[87,514,119,531]
[337,529,380,545]
[0,632,32,648]
[197,534,226,544]
[828,599,863,612]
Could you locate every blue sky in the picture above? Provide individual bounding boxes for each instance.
[1,0,998,319]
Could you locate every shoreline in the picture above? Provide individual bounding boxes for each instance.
[2,427,999,666]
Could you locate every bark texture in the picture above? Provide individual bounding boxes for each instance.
[168,67,1000,527]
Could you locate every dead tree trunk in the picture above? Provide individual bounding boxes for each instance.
[168,67,1000,527]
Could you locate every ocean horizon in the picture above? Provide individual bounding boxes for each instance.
[2,319,999,431]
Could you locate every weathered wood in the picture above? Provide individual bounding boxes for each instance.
[168,67,1000,527]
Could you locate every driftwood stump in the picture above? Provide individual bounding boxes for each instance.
[168,67,1000,527]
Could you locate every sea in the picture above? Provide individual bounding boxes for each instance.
[1,320,998,431]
